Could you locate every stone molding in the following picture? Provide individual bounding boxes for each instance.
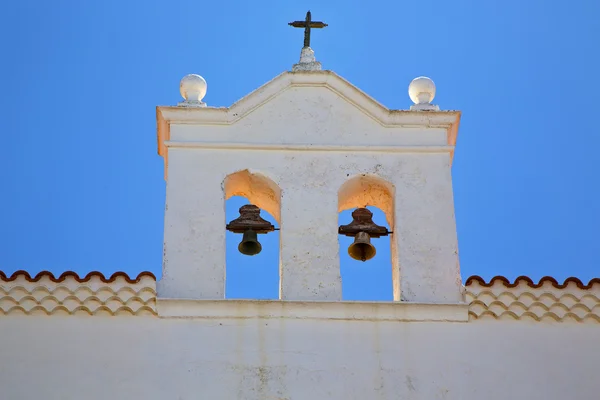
[156,298,469,322]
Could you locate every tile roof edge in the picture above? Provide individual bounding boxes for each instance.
[0,270,156,284]
[465,275,600,290]
[2,271,599,290]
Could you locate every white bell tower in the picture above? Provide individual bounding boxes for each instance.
[156,68,462,303]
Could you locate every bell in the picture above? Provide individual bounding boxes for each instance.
[348,231,376,262]
[238,229,262,256]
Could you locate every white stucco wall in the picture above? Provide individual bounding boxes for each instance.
[1,308,598,400]
[157,71,462,303]
[2,274,599,399]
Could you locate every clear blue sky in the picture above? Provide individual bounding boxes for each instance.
[1,1,599,300]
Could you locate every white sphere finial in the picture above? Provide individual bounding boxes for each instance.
[408,76,439,111]
[178,74,207,107]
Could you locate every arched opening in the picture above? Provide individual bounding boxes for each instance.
[224,170,281,299]
[338,175,396,301]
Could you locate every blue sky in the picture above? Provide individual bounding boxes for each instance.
[1,1,599,300]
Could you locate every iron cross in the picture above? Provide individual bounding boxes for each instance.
[288,11,328,48]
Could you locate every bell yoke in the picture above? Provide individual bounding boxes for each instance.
[226,205,390,261]
[338,208,391,262]
[225,205,276,256]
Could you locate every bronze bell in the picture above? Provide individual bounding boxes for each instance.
[338,208,391,262]
[238,229,262,256]
[348,231,377,261]
[226,204,276,256]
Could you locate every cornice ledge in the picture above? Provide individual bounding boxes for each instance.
[156,298,469,322]
[163,141,455,153]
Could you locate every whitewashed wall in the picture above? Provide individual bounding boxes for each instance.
[0,311,598,400]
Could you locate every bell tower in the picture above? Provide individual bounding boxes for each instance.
[156,67,462,303]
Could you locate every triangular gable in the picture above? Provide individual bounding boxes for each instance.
[156,71,461,178]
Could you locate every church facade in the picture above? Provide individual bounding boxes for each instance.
[1,45,599,400]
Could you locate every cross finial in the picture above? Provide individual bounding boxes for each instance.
[288,10,328,48]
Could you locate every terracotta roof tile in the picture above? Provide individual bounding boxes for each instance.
[2,270,600,322]
[2,271,600,290]
[465,275,600,323]
[0,270,156,284]
[464,275,600,290]
[0,270,157,316]
[2,271,599,290]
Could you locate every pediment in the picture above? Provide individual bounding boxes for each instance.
[158,71,459,126]
[156,71,460,178]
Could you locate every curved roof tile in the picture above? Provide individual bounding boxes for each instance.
[2,271,600,290]
[465,275,600,290]
[0,270,156,284]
